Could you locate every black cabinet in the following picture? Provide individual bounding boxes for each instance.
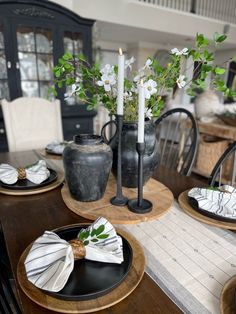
[0,0,96,151]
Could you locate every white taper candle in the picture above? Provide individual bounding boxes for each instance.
[117,48,124,115]
[138,80,145,143]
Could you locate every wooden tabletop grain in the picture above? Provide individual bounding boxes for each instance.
[0,151,205,314]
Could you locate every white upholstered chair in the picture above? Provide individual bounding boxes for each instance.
[1,97,63,152]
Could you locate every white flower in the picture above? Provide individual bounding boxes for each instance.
[124,91,133,101]
[134,58,153,82]
[181,48,189,55]
[143,79,157,99]
[97,74,116,92]
[64,84,79,99]
[145,107,153,120]
[100,64,115,75]
[131,85,138,94]
[171,48,179,55]
[176,75,186,89]
[133,74,141,82]
[143,58,152,69]
[171,47,188,56]
[125,57,135,70]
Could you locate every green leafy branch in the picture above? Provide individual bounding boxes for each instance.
[78,224,109,246]
[186,32,236,99]
[51,32,236,121]
[52,52,117,113]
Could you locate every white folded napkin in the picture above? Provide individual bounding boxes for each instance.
[188,185,236,220]
[24,217,124,292]
[78,217,124,264]
[0,160,50,185]
[24,231,74,292]
[46,141,70,154]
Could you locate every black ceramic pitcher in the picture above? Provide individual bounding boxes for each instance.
[101,119,159,188]
[63,134,113,201]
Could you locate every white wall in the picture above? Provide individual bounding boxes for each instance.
[50,0,73,10]
[214,49,236,65]
[51,0,236,46]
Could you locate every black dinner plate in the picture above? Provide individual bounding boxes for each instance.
[44,225,133,301]
[45,148,63,156]
[0,168,57,190]
[188,196,236,223]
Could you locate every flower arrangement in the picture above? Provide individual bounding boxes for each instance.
[52,32,236,122]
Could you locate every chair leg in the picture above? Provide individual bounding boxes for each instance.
[231,150,236,186]
[0,278,15,314]
[0,222,22,313]
[0,271,22,314]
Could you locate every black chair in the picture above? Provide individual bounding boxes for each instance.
[155,108,199,176]
[0,222,22,314]
[209,141,236,187]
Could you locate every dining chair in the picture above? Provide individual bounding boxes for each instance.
[0,223,22,313]
[155,108,199,176]
[1,97,63,152]
[208,141,236,187]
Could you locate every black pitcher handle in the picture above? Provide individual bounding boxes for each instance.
[101,120,118,145]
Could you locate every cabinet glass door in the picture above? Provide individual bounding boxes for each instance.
[64,31,83,55]
[17,25,54,98]
[0,24,9,100]
[63,31,83,105]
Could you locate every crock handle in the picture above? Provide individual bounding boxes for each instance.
[101,120,118,145]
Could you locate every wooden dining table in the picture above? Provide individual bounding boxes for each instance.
[0,150,207,314]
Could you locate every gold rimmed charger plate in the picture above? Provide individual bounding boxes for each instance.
[17,226,145,313]
[178,190,236,230]
[0,169,64,196]
[220,275,236,314]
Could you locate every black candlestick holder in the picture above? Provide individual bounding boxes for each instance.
[128,142,153,213]
[110,114,128,206]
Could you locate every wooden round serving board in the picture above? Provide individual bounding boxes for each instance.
[17,226,145,313]
[61,176,173,224]
[0,170,64,196]
[220,275,236,314]
[178,190,236,230]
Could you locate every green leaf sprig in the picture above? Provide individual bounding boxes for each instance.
[78,224,109,246]
[187,32,236,99]
[207,186,220,191]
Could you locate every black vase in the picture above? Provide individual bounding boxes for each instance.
[103,120,159,188]
[63,134,113,201]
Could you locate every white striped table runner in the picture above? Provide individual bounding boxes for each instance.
[122,200,236,314]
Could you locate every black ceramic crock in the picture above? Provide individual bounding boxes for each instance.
[63,134,113,201]
[102,120,159,188]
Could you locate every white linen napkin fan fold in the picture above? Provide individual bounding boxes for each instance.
[24,217,124,292]
[0,160,50,184]
[188,185,236,219]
